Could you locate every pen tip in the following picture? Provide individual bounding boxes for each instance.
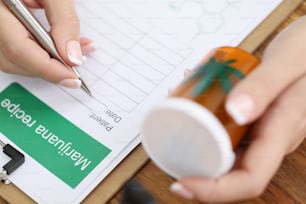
[80,80,92,96]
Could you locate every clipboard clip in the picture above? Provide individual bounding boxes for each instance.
[0,140,25,184]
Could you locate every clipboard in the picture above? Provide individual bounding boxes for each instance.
[0,0,303,203]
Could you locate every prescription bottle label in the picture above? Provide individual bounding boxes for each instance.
[0,83,111,188]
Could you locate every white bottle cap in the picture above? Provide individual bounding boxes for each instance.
[141,98,235,179]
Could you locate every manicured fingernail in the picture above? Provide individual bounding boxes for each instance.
[225,94,255,125]
[170,183,194,200]
[81,43,96,55]
[59,79,81,89]
[67,40,83,66]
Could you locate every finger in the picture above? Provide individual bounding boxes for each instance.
[5,35,80,85]
[171,74,306,202]
[39,0,83,66]
[80,37,95,55]
[225,16,306,125]
[0,2,31,76]
[0,46,29,76]
[0,36,80,87]
[0,53,30,76]
[23,0,42,8]
[267,74,306,153]
[80,37,92,46]
[171,135,286,202]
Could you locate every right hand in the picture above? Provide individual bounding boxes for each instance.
[170,16,306,203]
[0,0,95,88]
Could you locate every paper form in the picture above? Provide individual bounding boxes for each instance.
[0,0,282,203]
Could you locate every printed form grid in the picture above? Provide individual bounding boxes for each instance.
[73,0,282,113]
[77,1,190,113]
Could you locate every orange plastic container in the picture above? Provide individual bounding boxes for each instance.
[171,46,259,148]
[142,47,260,179]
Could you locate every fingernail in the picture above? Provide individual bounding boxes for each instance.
[59,79,82,89]
[81,43,96,55]
[67,40,83,66]
[170,183,194,200]
[225,94,255,125]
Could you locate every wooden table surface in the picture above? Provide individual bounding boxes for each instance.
[109,2,306,204]
[0,2,305,204]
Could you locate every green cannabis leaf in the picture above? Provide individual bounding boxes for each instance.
[186,57,244,97]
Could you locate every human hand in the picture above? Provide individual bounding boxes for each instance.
[170,16,306,202]
[0,0,95,88]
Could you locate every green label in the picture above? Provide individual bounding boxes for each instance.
[0,83,111,188]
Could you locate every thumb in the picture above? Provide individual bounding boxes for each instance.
[225,59,304,125]
[42,0,83,66]
[225,16,306,125]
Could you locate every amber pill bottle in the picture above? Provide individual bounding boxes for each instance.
[142,47,260,178]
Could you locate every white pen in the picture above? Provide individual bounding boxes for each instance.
[2,0,92,96]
